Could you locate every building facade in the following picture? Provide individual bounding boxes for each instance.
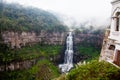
[100,0,120,67]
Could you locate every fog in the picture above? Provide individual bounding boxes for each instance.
[5,0,112,28]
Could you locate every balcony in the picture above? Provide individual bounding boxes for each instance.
[109,31,120,41]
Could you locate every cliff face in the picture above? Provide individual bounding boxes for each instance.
[1,31,66,48]
[0,59,37,71]
[74,33,104,48]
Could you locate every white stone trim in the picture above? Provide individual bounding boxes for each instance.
[112,7,120,17]
[116,44,120,50]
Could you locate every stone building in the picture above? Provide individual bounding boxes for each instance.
[100,0,120,67]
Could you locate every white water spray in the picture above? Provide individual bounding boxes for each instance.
[59,32,74,73]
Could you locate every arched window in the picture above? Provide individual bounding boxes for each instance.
[118,14,120,31]
[111,7,120,31]
[108,45,115,50]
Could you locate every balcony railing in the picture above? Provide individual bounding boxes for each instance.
[109,31,120,41]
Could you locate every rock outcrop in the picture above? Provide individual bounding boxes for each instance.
[0,59,37,71]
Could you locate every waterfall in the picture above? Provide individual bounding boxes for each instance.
[59,32,74,73]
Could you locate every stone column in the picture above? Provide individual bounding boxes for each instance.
[111,16,118,31]
[118,15,120,31]
[113,49,118,63]
[111,17,115,31]
[114,17,118,31]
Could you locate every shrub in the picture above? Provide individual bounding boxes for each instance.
[66,60,120,80]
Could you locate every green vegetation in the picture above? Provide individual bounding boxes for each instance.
[0,2,68,33]
[0,44,62,80]
[29,59,60,80]
[57,60,120,80]
[76,46,100,61]
[15,44,62,60]
[0,59,60,80]
[0,44,62,64]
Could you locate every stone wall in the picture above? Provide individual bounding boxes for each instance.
[1,31,66,48]
[99,29,116,62]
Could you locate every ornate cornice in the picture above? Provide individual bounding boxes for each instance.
[111,0,120,5]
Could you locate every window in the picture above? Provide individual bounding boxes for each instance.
[118,15,120,31]
[116,12,120,31]
[108,45,115,50]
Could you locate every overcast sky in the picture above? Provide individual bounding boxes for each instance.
[5,0,113,26]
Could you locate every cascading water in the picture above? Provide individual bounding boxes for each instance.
[59,32,74,73]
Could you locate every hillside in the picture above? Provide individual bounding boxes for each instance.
[0,2,68,33]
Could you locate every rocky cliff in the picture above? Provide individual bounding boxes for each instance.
[1,31,67,48]
[0,59,37,71]
[74,33,104,48]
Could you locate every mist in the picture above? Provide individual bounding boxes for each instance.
[51,11,111,30]
[5,0,112,29]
